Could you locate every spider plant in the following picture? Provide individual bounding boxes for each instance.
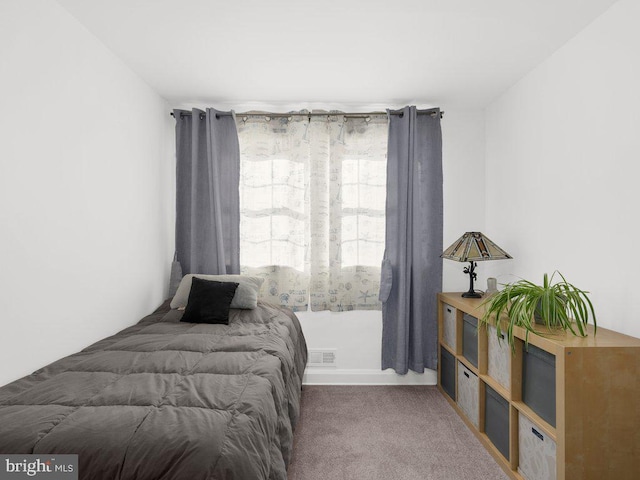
[481,272,596,350]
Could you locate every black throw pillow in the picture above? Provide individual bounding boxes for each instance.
[181,277,239,324]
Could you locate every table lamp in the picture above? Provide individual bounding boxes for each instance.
[441,232,512,298]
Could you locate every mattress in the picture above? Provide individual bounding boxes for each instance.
[0,300,307,480]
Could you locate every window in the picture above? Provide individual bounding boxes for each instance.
[237,112,387,312]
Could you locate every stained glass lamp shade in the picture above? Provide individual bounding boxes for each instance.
[441,232,512,298]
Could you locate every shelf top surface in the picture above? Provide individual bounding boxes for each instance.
[439,292,640,349]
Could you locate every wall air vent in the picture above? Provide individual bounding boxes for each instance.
[307,349,337,367]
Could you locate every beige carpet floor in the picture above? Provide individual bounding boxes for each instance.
[287,385,509,480]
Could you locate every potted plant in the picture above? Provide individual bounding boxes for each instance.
[481,271,596,350]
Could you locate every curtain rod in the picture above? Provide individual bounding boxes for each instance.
[169,110,444,119]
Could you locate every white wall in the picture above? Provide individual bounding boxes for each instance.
[485,0,640,338]
[301,109,486,384]
[0,0,174,385]
[442,110,488,292]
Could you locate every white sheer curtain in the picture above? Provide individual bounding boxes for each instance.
[237,112,387,312]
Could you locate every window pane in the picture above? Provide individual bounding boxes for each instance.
[239,119,308,271]
[339,147,387,267]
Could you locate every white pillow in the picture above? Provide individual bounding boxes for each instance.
[170,274,264,310]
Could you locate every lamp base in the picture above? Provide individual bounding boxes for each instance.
[461,291,482,298]
[461,261,482,298]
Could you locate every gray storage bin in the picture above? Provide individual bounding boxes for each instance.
[457,361,479,427]
[442,303,457,349]
[462,313,478,368]
[518,412,557,480]
[440,346,456,401]
[522,344,556,427]
[485,385,510,460]
[487,325,511,390]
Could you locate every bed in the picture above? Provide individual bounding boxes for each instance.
[0,297,307,480]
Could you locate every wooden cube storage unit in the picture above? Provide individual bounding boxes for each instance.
[437,292,640,480]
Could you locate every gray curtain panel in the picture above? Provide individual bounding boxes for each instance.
[168,252,183,297]
[173,108,241,276]
[380,106,443,374]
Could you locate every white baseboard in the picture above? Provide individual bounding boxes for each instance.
[302,368,437,385]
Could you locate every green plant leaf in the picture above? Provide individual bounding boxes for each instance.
[479,271,596,352]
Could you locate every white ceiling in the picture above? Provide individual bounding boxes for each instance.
[56,0,619,109]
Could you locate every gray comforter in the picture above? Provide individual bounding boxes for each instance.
[0,300,307,480]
